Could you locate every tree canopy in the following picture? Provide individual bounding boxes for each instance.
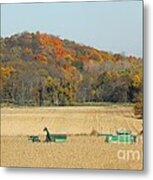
[0,32,143,107]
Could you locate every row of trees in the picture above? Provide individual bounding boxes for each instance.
[0,32,143,113]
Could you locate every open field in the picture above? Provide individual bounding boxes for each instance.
[1,105,143,170]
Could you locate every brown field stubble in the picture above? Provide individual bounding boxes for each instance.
[1,105,143,170]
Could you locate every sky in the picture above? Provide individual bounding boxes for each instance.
[1,1,143,57]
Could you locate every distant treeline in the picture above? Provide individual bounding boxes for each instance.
[0,32,143,106]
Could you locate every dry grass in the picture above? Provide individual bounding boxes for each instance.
[1,105,143,170]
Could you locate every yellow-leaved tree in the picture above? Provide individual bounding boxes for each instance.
[132,69,143,118]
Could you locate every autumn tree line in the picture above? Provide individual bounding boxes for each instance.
[0,32,143,115]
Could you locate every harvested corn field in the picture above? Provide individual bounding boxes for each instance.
[1,105,143,170]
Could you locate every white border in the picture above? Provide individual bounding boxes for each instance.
[0,0,153,179]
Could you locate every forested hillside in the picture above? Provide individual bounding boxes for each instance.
[0,32,143,106]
